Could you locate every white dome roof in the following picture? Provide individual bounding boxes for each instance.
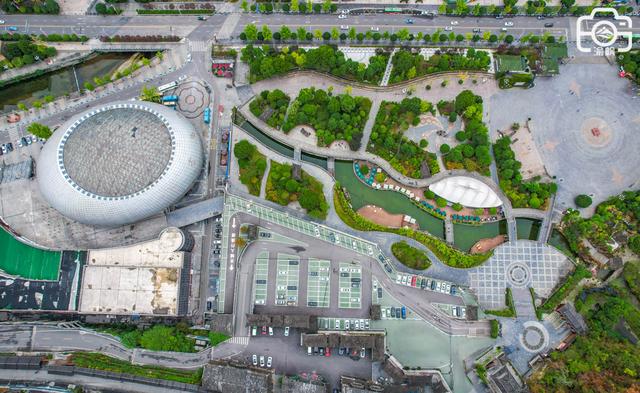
[37,101,204,227]
[429,176,502,208]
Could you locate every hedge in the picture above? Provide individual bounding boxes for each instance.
[485,287,516,317]
[333,183,492,268]
[391,241,432,270]
[490,319,499,338]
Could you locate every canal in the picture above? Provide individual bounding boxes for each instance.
[0,52,151,113]
[453,220,507,252]
[516,218,541,240]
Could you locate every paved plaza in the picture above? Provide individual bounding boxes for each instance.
[469,240,574,310]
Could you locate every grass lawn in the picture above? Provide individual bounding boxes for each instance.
[71,352,203,384]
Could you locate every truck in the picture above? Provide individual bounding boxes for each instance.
[203,107,211,124]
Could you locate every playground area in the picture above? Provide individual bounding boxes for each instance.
[0,227,61,281]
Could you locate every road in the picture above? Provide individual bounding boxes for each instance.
[5,12,640,42]
[0,323,246,368]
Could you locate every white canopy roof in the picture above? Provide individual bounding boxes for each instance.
[429,176,502,208]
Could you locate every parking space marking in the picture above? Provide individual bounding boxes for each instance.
[307,258,330,308]
[338,262,362,309]
[254,251,269,305]
[275,253,299,306]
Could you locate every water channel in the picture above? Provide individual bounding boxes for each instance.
[0,52,150,113]
[515,217,541,240]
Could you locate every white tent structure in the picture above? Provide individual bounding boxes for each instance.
[429,176,502,208]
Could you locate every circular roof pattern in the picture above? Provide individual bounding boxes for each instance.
[37,101,204,227]
[60,106,173,198]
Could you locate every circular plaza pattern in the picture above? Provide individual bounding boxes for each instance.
[520,321,549,353]
[506,262,532,288]
[175,80,210,118]
[580,117,612,148]
[37,101,204,227]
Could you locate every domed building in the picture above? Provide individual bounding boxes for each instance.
[37,101,204,227]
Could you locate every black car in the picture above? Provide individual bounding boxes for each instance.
[6,142,13,151]
[544,22,554,27]
[430,280,436,290]
[390,307,395,317]
[420,280,427,289]
[395,308,401,318]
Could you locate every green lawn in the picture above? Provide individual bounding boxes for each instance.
[0,227,61,280]
[71,352,203,384]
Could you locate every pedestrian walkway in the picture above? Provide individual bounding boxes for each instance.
[380,48,397,87]
[227,336,249,345]
[358,99,381,152]
[190,40,209,52]
[216,12,241,40]
[259,159,270,199]
[511,287,536,318]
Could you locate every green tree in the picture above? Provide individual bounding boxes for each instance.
[140,85,161,103]
[280,26,292,40]
[322,0,331,12]
[436,197,447,208]
[262,25,273,41]
[331,27,339,40]
[244,24,258,41]
[440,144,450,154]
[291,0,299,12]
[575,194,592,208]
[241,0,248,12]
[83,81,95,91]
[27,122,52,139]
[234,140,256,161]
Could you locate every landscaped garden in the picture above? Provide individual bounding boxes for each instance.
[439,90,493,176]
[266,161,328,219]
[367,97,440,178]
[234,140,267,196]
[249,89,290,130]
[559,190,640,258]
[493,136,557,209]
[528,260,640,393]
[389,48,491,84]
[618,50,640,85]
[391,241,432,270]
[240,44,389,84]
[0,38,57,75]
[334,183,492,268]
[282,87,371,150]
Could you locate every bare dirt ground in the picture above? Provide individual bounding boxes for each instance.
[289,124,318,146]
[470,235,507,254]
[357,205,418,230]
[58,0,91,15]
[508,123,548,180]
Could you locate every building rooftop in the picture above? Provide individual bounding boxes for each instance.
[201,361,273,393]
[429,176,502,208]
[37,101,204,227]
[62,107,172,198]
[557,303,588,335]
[78,228,188,315]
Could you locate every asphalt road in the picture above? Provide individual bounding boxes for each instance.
[6,12,640,42]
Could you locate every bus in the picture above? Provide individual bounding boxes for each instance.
[384,7,402,13]
[158,81,178,93]
[162,95,178,103]
[203,107,211,124]
[163,102,176,109]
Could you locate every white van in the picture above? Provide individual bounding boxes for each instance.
[307,346,312,355]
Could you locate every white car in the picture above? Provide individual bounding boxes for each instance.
[268,327,273,336]
[314,226,320,237]
[340,25,349,30]
[335,320,340,329]
[370,26,380,32]
[338,14,347,19]
[251,326,257,336]
[284,326,290,336]
[0,20,5,25]
[450,20,459,25]
[360,319,365,329]
[267,356,272,368]
[444,26,453,31]
[436,281,442,291]
[504,21,514,27]
[252,354,258,366]
[259,356,265,367]
[345,320,350,329]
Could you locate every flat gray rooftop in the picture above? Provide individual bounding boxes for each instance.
[62,108,172,197]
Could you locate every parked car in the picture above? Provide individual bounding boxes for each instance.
[284,326,290,336]
[267,356,272,368]
[360,348,366,358]
[473,28,481,33]
[355,320,360,330]
[261,326,267,335]
[359,319,365,329]
[390,307,396,317]
[450,20,458,25]
[325,347,331,357]
[259,356,265,367]
[338,14,347,19]
[308,346,312,355]
[450,285,457,295]
[339,347,345,356]
[395,308,401,318]
[335,320,340,330]
[252,354,258,366]
[444,26,453,31]
[436,281,441,292]
[370,26,380,31]
[340,25,349,30]
[8,26,18,31]
[421,279,427,289]
[411,276,417,287]
[365,320,370,329]
[252,326,257,336]
[401,306,406,319]
[319,347,324,356]
[345,320,350,330]
[269,327,273,336]
[405,18,414,24]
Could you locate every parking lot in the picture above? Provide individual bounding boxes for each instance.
[338,262,362,309]
[307,259,330,308]
[276,253,300,307]
[254,251,269,305]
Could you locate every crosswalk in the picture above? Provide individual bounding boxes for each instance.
[227,336,249,345]
[190,40,209,52]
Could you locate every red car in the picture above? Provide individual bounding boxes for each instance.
[325,347,331,357]
[261,326,267,335]
[411,276,417,287]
